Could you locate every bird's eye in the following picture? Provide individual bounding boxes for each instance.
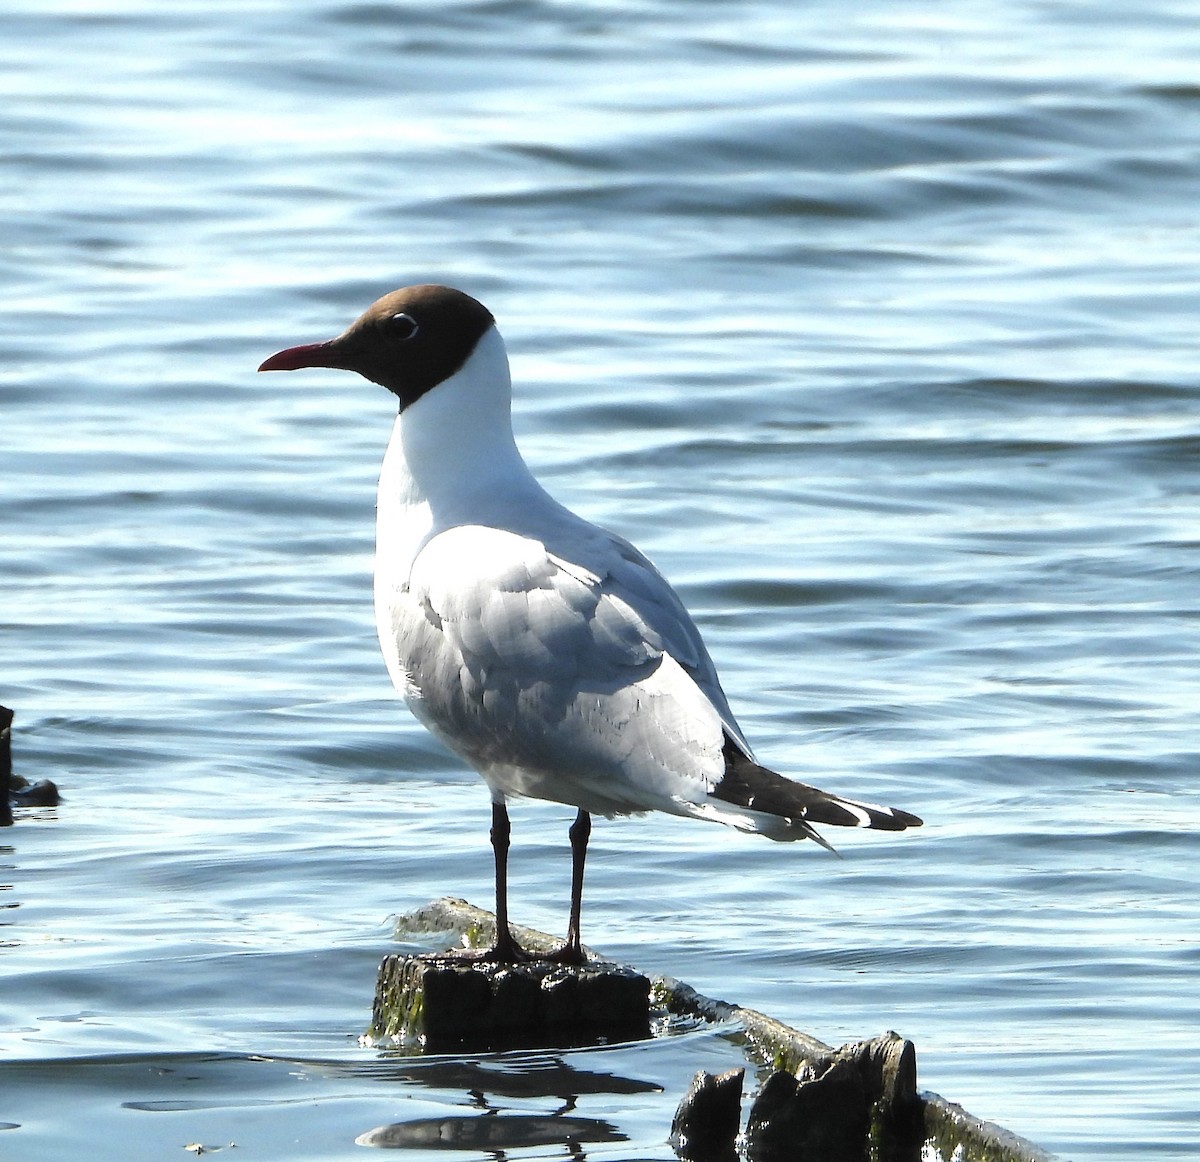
[389,312,419,340]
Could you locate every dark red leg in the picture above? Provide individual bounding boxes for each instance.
[474,800,530,963]
[546,809,591,965]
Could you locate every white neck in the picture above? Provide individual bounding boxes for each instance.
[374,326,552,576]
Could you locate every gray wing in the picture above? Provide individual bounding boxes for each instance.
[565,525,753,757]
[385,522,745,814]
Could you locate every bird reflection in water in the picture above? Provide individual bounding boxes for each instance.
[355,1111,624,1154]
[354,1052,656,1155]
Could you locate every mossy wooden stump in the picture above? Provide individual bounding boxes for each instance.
[381,899,1056,1162]
[370,953,652,1051]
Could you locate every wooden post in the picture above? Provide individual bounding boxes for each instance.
[1,707,13,827]
[382,898,1057,1162]
[370,953,652,1051]
[369,903,651,1050]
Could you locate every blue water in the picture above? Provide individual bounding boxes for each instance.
[3,2,1199,1159]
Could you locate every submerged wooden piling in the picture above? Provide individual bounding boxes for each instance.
[375,898,1056,1162]
[1,706,12,827]
[0,707,60,817]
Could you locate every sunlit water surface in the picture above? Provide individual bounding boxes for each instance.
[3,2,1199,1159]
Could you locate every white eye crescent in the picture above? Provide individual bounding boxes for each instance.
[389,312,419,340]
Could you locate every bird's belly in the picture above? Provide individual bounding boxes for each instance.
[396,664,719,823]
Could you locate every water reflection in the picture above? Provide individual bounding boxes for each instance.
[355,1112,625,1153]
[354,1054,650,1154]
[322,1051,664,1102]
[0,845,17,950]
[284,1049,660,1155]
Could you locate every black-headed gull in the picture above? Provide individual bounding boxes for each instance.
[260,285,921,964]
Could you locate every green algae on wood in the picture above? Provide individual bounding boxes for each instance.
[380,899,1056,1162]
[370,953,651,1051]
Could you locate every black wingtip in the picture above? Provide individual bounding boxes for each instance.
[716,735,921,834]
[868,806,923,831]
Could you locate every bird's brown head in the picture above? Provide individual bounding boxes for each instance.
[258,284,495,410]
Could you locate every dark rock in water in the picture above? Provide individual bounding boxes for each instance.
[746,1059,868,1162]
[370,952,651,1051]
[670,1067,744,1161]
